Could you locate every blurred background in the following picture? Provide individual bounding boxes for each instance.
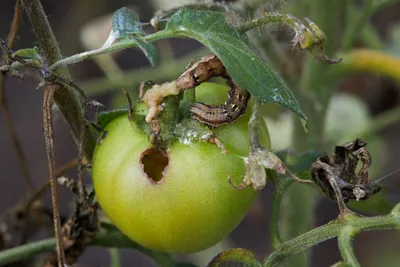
[0,0,400,266]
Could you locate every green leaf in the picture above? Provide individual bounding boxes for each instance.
[207,248,260,267]
[131,36,159,67]
[112,7,145,37]
[165,8,307,121]
[111,7,159,67]
[12,47,42,62]
[97,109,128,129]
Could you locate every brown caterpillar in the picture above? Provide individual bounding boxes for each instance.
[176,54,250,127]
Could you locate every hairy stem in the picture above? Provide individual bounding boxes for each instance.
[21,0,96,160]
[238,12,303,32]
[50,30,171,71]
[338,226,360,267]
[269,179,293,250]
[263,207,400,267]
[0,224,176,267]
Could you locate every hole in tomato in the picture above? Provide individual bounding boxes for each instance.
[140,148,169,183]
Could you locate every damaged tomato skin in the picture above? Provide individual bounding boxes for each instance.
[92,83,270,253]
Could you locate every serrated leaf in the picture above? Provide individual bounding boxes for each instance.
[207,248,260,267]
[112,7,145,37]
[111,7,159,67]
[12,47,42,62]
[165,8,307,121]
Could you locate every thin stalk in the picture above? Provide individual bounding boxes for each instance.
[239,12,303,32]
[50,30,172,71]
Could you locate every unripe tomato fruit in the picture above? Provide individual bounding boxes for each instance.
[92,83,270,253]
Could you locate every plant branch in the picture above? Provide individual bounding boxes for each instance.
[0,223,176,267]
[50,30,171,71]
[338,226,360,267]
[263,203,400,267]
[0,0,35,194]
[239,12,300,32]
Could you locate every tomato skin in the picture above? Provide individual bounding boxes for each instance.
[92,83,270,253]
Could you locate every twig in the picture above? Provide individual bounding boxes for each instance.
[0,0,35,194]
[42,84,65,267]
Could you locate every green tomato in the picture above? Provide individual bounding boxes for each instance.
[92,82,270,253]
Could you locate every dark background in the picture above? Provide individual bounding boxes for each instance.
[1,0,400,266]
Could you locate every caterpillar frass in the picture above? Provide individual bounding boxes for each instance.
[176,54,251,127]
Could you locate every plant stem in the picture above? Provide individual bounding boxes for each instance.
[109,249,121,267]
[338,226,360,267]
[269,179,292,250]
[263,210,400,267]
[21,0,96,160]
[0,223,176,267]
[238,12,303,32]
[50,30,172,71]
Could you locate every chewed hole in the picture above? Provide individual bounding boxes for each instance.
[140,148,169,183]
